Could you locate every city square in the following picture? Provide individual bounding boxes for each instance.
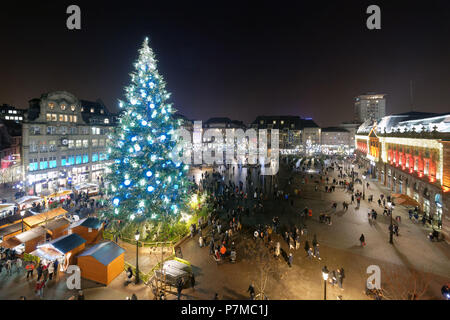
[0,1,449,305]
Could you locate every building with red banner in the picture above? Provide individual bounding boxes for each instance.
[355,112,450,242]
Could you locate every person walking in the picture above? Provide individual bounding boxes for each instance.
[53,259,59,279]
[26,261,35,279]
[360,234,366,247]
[77,290,85,300]
[190,273,196,291]
[48,262,54,281]
[5,259,12,276]
[15,258,22,273]
[314,244,321,260]
[337,268,345,290]
[312,234,318,248]
[304,240,310,254]
[176,277,184,300]
[288,253,293,267]
[247,283,255,300]
[36,263,43,281]
[307,247,313,259]
[42,264,49,282]
[35,280,45,299]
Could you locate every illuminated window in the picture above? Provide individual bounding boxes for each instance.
[64,115,68,122]
[73,115,77,123]
[83,140,88,148]
[48,102,55,109]
[61,156,67,166]
[76,140,82,148]
[46,114,52,121]
[68,140,74,149]
[70,105,76,111]
[76,155,82,164]
[52,114,57,121]
[92,153,98,162]
[60,104,67,110]
[91,108,95,113]
[100,109,104,114]
[82,154,89,163]
[59,114,64,122]
[104,118,110,124]
[92,139,98,147]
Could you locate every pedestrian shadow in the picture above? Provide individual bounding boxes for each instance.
[280,248,289,264]
[221,286,249,300]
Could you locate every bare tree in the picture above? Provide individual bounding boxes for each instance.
[380,266,432,300]
[241,233,281,300]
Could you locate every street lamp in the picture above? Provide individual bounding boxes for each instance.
[322,266,329,300]
[21,210,25,232]
[362,175,366,200]
[134,230,140,284]
[387,202,393,244]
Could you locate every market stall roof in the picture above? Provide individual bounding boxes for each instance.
[74,183,99,191]
[46,190,72,199]
[0,211,33,228]
[0,203,16,211]
[40,233,86,254]
[1,237,22,249]
[22,207,67,228]
[44,218,70,232]
[0,222,22,238]
[391,194,421,207]
[15,196,42,205]
[80,217,103,230]
[14,226,47,243]
[78,241,124,266]
[30,246,63,261]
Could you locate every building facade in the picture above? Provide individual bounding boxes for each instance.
[321,127,351,146]
[251,116,321,153]
[0,104,24,123]
[21,91,118,195]
[355,112,450,242]
[354,93,386,123]
[0,121,22,184]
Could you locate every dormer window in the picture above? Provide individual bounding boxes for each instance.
[90,108,95,113]
[48,102,55,110]
[61,104,67,110]
[100,109,104,114]
[70,105,76,111]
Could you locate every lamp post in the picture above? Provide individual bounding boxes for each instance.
[135,230,140,284]
[21,210,25,232]
[387,202,393,244]
[362,175,366,200]
[322,266,329,300]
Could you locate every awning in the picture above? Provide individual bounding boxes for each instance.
[391,193,421,207]
[0,203,16,212]
[22,207,68,228]
[15,196,42,205]
[46,190,72,199]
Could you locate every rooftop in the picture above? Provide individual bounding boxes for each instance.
[78,241,125,266]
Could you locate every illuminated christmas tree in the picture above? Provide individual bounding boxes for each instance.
[105,38,190,223]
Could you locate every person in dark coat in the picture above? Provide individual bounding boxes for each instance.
[176,278,184,300]
[36,263,43,281]
[247,283,255,300]
[359,234,365,246]
[77,290,85,300]
[304,240,310,253]
[190,273,196,291]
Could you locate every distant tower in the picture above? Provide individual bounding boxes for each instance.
[354,93,386,123]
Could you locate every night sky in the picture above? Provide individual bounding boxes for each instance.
[1,0,450,126]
